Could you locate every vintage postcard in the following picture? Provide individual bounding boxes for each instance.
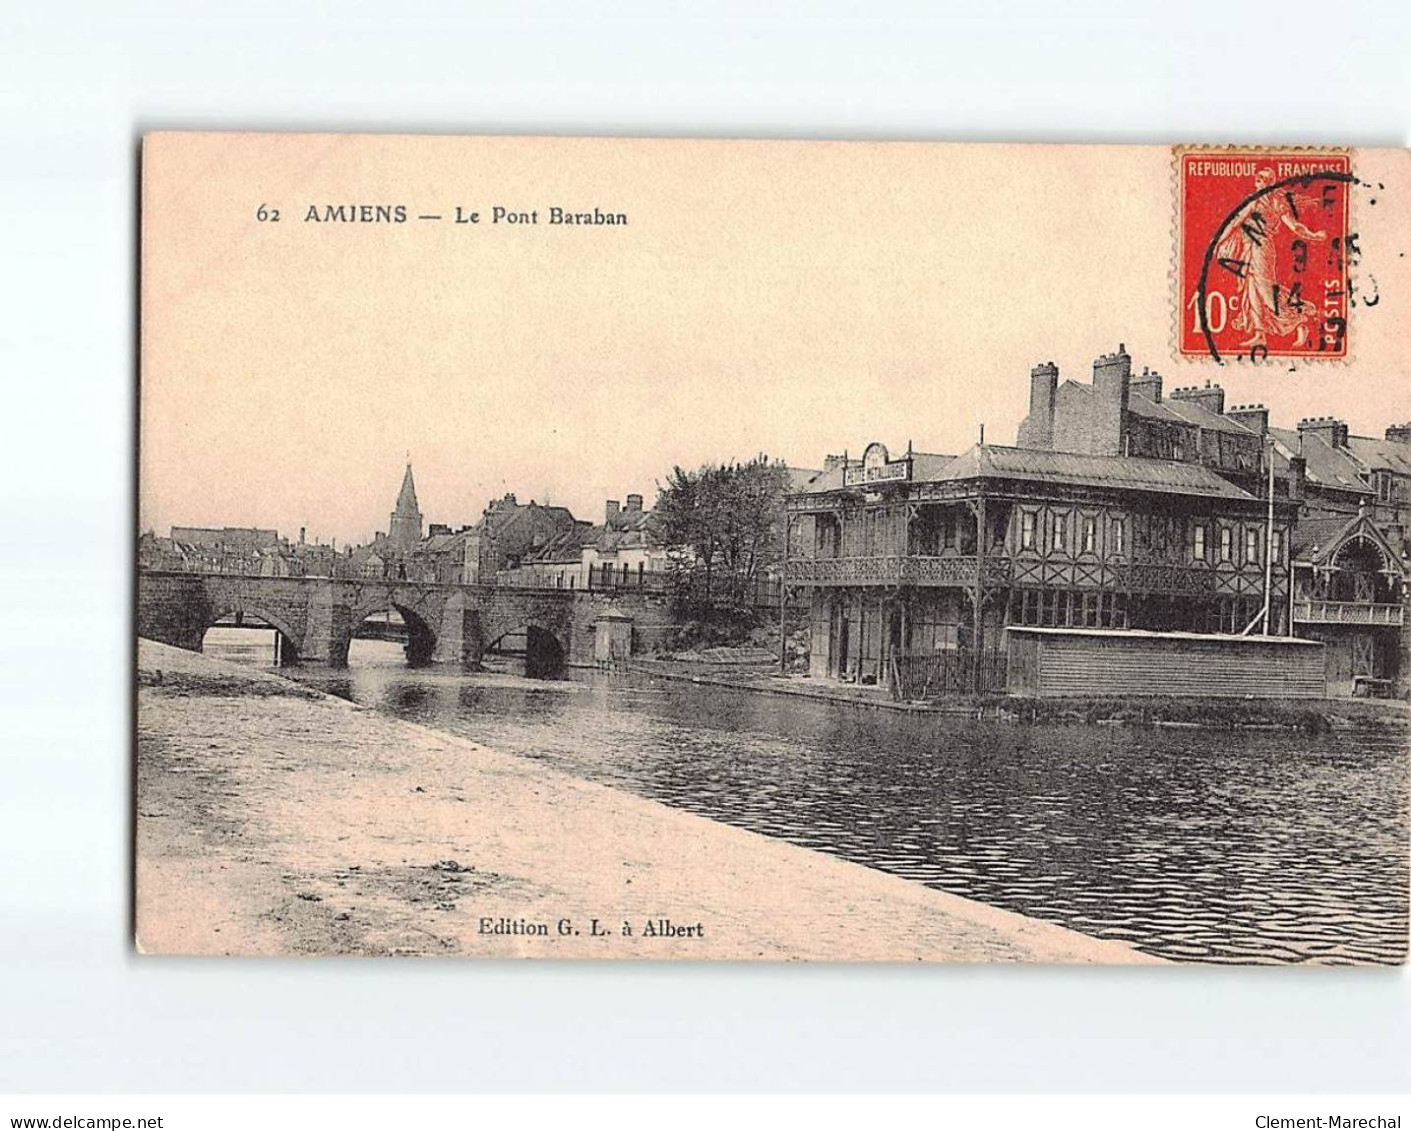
[137,134,1410,963]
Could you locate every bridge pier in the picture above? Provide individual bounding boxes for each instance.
[297,583,352,666]
[431,593,485,667]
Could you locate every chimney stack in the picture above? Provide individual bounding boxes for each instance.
[1385,423,1411,445]
[1016,361,1058,449]
[625,493,644,513]
[1090,344,1132,456]
[1288,453,1307,504]
[605,499,621,523]
[1226,403,1269,435]
[1130,365,1164,405]
[1169,379,1225,417]
[1297,416,1349,449]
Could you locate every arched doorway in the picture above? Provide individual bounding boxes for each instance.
[1330,539,1391,603]
[483,624,567,679]
[202,608,301,667]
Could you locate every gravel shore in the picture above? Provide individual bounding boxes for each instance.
[135,639,1158,963]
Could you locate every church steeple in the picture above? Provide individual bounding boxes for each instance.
[395,463,419,515]
[389,462,423,550]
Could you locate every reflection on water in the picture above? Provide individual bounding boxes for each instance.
[202,625,278,666]
[213,636,1410,964]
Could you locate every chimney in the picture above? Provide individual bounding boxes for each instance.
[1298,416,1349,449]
[1091,344,1131,456]
[625,493,644,513]
[1226,403,1269,436]
[1288,453,1307,504]
[822,454,847,473]
[1386,423,1411,445]
[1018,361,1058,449]
[299,526,306,545]
[1169,379,1225,417]
[605,499,620,522]
[1130,365,1163,405]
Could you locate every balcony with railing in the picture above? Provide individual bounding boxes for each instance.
[1293,600,1404,626]
[787,555,1010,587]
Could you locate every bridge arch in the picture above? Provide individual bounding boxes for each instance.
[347,598,440,667]
[482,621,569,678]
[205,602,305,666]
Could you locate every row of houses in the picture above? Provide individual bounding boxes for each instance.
[330,462,816,596]
[137,524,344,578]
[360,473,675,591]
[785,344,1410,698]
[139,464,678,592]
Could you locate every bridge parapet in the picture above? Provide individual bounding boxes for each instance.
[135,570,673,668]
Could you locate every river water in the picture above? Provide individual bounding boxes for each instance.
[205,627,1409,965]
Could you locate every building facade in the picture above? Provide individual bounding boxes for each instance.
[508,493,669,590]
[462,493,583,585]
[784,344,1411,698]
[787,438,1295,695]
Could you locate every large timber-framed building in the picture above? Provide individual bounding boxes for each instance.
[784,344,1409,698]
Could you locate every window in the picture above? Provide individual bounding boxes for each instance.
[1083,591,1100,627]
[1244,527,1260,565]
[942,514,955,548]
[1082,517,1097,554]
[1272,529,1283,564]
[1052,513,1066,552]
[1111,518,1125,557]
[1097,592,1128,629]
[1192,523,1207,562]
[1219,526,1233,562]
[1020,511,1035,550]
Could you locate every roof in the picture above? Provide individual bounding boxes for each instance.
[1006,625,1319,646]
[1126,393,1190,425]
[1290,510,1408,572]
[911,452,958,480]
[592,508,662,550]
[794,465,851,494]
[1159,395,1260,436]
[785,467,823,491]
[1269,428,1371,495]
[932,444,1258,500]
[790,442,1255,501]
[394,464,419,514]
[1346,433,1411,477]
[418,530,469,555]
[523,527,591,563]
[1290,513,1361,559]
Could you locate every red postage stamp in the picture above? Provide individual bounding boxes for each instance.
[1176,149,1352,362]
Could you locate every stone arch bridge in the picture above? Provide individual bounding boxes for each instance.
[137,571,672,668]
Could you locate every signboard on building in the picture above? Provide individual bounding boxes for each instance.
[844,442,911,487]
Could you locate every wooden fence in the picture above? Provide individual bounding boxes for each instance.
[891,650,1008,699]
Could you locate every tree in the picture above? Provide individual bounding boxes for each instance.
[655,456,793,613]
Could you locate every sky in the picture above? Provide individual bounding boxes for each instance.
[140,135,1411,547]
